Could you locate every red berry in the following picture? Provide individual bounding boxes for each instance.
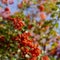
[39,4,44,11]
[5,7,10,11]
[18,3,23,8]
[40,13,46,20]
[41,55,50,60]
[1,0,8,4]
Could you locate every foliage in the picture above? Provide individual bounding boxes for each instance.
[0,0,60,60]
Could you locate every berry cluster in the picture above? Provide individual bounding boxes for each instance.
[12,32,41,60]
[7,17,25,30]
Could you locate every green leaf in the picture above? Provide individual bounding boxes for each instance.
[51,13,56,17]
[50,56,56,60]
[0,17,3,21]
[56,2,60,5]
[11,57,16,60]
[55,23,59,28]
[58,12,60,18]
[50,30,57,36]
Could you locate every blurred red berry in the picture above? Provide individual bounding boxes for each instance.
[30,57,37,60]
[41,55,50,60]
[0,35,5,42]
[40,13,46,20]
[18,3,23,8]
[50,48,56,55]
[23,0,29,3]
[5,7,10,12]
[1,0,8,4]
[39,4,45,11]
[28,25,33,29]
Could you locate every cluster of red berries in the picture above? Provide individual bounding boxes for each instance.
[12,32,41,60]
[7,17,25,30]
[7,16,41,60]
[13,18,25,30]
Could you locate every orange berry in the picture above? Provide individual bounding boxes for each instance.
[30,57,37,60]
[41,55,50,60]
[40,13,46,20]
